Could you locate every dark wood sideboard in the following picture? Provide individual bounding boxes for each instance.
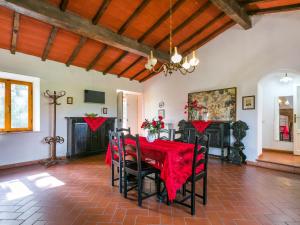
[65,117,116,158]
[178,120,231,159]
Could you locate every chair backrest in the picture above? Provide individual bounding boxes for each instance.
[116,127,131,135]
[191,134,210,181]
[158,129,171,140]
[183,127,196,143]
[108,130,122,164]
[121,133,142,173]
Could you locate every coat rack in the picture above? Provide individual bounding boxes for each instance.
[43,90,66,167]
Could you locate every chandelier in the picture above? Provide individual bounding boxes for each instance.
[145,0,199,76]
[279,73,293,83]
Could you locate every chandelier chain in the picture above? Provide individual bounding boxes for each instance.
[169,0,172,57]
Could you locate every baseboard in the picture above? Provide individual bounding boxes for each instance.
[246,160,300,174]
[0,156,67,170]
[262,148,293,154]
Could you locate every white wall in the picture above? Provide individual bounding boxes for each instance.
[260,73,300,151]
[0,49,142,166]
[143,11,300,162]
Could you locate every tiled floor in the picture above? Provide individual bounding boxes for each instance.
[258,150,300,167]
[0,155,300,225]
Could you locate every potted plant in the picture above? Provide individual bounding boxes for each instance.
[141,116,165,142]
[231,120,249,164]
[184,100,207,121]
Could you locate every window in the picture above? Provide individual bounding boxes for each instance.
[0,78,33,132]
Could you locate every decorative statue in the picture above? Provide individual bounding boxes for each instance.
[231,120,249,164]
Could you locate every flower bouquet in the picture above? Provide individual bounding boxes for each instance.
[141,116,165,142]
[184,100,207,121]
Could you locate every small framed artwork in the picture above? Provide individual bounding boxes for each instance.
[159,101,165,108]
[242,96,255,110]
[67,97,73,104]
[102,107,108,114]
[158,109,165,118]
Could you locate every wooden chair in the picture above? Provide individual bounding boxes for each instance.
[158,129,172,140]
[116,127,131,135]
[108,130,124,193]
[175,134,210,215]
[121,133,160,207]
[183,127,196,143]
[170,129,184,142]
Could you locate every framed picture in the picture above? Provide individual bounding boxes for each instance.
[158,109,165,119]
[102,107,108,114]
[188,87,237,121]
[242,96,255,110]
[67,97,73,104]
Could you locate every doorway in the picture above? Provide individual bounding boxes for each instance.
[117,90,143,135]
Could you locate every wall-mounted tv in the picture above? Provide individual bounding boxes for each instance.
[84,90,105,104]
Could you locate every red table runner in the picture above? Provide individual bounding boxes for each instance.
[83,117,107,132]
[191,120,212,133]
[105,137,204,201]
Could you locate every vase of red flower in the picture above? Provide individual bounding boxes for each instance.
[141,116,165,142]
[184,100,207,121]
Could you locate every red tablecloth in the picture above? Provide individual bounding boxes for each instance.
[191,120,212,133]
[105,137,204,201]
[83,117,107,132]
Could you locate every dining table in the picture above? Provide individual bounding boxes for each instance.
[105,136,204,201]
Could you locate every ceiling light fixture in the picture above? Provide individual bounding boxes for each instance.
[145,0,199,76]
[280,73,293,83]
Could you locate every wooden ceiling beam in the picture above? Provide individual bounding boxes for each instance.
[139,71,156,82]
[92,0,111,25]
[102,0,150,75]
[183,20,235,55]
[59,0,69,11]
[138,0,185,42]
[209,0,251,29]
[178,13,225,48]
[41,26,58,61]
[10,12,19,54]
[154,1,211,48]
[0,0,169,62]
[86,45,108,71]
[118,57,142,77]
[130,68,146,81]
[66,36,87,66]
[249,3,300,15]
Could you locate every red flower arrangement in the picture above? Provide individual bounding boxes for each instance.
[184,100,206,114]
[141,116,165,134]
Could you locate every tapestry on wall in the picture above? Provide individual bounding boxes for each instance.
[188,87,237,121]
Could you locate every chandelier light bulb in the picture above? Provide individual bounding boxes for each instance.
[189,51,199,66]
[280,73,293,83]
[149,51,157,66]
[171,47,182,63]
[182,57,191,70]
[145,62,152,70]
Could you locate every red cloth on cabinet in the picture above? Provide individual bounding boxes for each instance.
[191,120,212,133]
[83,117,107,132]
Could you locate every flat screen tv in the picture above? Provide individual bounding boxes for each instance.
[84,90,105,104]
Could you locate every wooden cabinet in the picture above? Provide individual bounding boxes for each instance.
[66,117,115,158]
[178,120,231,159]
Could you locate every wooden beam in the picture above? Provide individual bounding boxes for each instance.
[138,0,185,42]
[118,57,142,77]
[183,20,235,55]
[154,1,211,48]
[66,36,87,66]
[41,26,58,61]
[86,45,108,71]
[249,4,300,15]
[118,0,150,34]
[10,12,19,54]
[103,51,128,74]
[0,0,169,62]
[59,0,69,11]
[139,71,156,82]
[102,0,150,74]
[130,68,146,81]
[178,13,225,48]
[92,0,111,25]
[209,0,251,29]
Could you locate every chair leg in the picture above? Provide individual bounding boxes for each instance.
[138,175,143,207]
[124,170,128,198]
[119,165,123,193]
[191,180,195,215]
[203,175,207,205]
[182,183,186,196]
[156,173,161,198]
[111,164,115,187]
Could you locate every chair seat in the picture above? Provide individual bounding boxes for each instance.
[125,161,159,176]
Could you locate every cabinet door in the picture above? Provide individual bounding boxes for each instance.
[206,128,221,147]
[73,123,88,155]
[88,129,102,152]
